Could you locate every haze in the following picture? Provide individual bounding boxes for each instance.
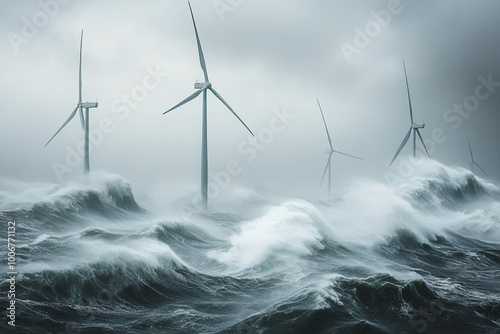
[1,0,499,198]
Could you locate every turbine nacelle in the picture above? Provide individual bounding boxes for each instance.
[194,82,211,90]
[79,102,98,108]
[411,123,425,129]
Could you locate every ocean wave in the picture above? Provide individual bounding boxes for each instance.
[0,173,144,230]
[2,163,500,333]
[394,160,498,210]
[208,200,325,271]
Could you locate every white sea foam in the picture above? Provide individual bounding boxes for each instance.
[209,200,324,269]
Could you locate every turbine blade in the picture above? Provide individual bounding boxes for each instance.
[320,153,332,186]
[467,136,474,162]
[210,87,254,136]
[79,30,83,104]
[188,2,209,82]
[416,129,431,159]
[403,60,413,124]
[45,105,79,147]
[79,106,85,130]
[390,128,412,166]
[333,150,363,160]
[474,162,488,177]
[316,99,333,151]
[163,89,203,114]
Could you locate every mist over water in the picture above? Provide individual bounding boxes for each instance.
[1,160,500,333]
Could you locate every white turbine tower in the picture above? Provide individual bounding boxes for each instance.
[45,30,98,174]
[163,2,253,208]
[467,136,488,177]
[317,99,362,195]
[390,61,431,166]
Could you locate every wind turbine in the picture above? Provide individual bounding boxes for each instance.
[45,30,98,174]
[317,99,362,195]
[163,2,253,208]
[467,136,488,177]
[390,61,431,166]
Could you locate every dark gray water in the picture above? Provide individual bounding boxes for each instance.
[1,161,500,333]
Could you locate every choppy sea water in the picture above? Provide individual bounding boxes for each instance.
[1,161,500,333]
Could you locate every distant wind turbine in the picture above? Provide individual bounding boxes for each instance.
[467,136,488,177]
[163,2,253,208]
[45,30,98,174]
[390,61,431,166]
[317,99,362,194]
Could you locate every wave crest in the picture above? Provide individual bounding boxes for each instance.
[209,200,325,270]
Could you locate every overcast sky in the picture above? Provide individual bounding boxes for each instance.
[1,0,499,197]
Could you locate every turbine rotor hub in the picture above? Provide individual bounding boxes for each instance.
[411,123,425,129]
[194,82,211,90]
[79,102,98,108]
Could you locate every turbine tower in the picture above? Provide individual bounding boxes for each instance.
[317,99,362,195]
[45,30,98,174]
[467,136,488,176]
[163,2,253,208]
[390,61,431,166]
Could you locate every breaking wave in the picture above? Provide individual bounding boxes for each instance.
[1,162,499,333]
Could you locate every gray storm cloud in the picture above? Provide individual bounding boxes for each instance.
[1,0,499,194]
